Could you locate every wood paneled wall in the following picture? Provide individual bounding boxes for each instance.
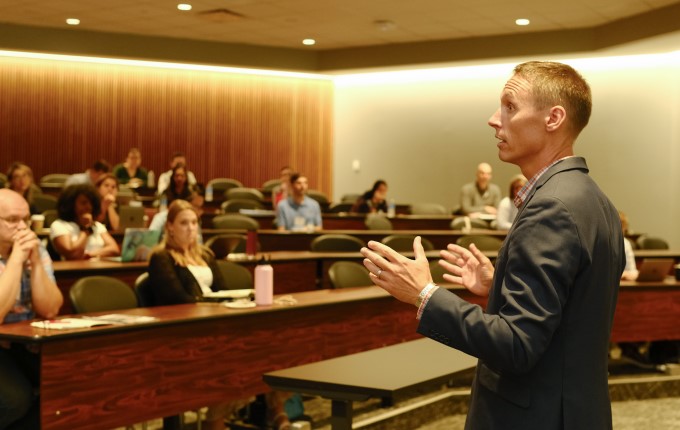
[0,56,333,195]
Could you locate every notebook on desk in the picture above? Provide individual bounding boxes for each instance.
[636,258,674,282]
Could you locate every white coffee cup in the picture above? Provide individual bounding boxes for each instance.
[31,214,45,231]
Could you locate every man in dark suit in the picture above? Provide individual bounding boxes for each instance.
[361,61,624,429]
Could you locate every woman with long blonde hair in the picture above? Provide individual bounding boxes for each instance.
[149,199,226,304]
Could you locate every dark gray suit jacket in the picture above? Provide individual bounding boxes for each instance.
[419,157,624,429]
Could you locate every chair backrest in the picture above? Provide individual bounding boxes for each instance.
[410,203,448,215]
[69,276,139,313]
[42,209,59,228]
[261,178,281,192]
[32,194,58,213]
[134,272,155,307]
[341,193,361,203]
[307,190,329,205]
[328,261,372,289]
[310,234,365,252]
[450,216,491,230]
[220,199,265,213]
[364,215,393,230]
[456,235,504,251]
[207,178,243,194]
[636,235,670,250]
[204,234,254,258]
[429,260,448,284]
[39,173,70,188]
[327,202,354,214]
[226,187,264,202]
[382,234,434,252]
[216,260,254,290]
[212,214,260,230]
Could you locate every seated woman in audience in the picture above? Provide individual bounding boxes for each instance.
[495,174,527,230]
[112,147,148,188]
[7,162,40,214]
[50,184,120,260]
[148,199,291,430]
[161,164,195,204]
[619,211,639,281]
[95,173,120,231]
[351,179,388,213]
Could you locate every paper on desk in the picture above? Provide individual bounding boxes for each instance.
[31,314,158,330]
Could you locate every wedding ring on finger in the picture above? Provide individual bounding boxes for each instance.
[376,269,383,278]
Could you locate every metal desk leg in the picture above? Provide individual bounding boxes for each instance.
[330,399,353,430]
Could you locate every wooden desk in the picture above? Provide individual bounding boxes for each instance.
[1,279,679,429]
[0,287,435,430]
[264,338,476,430]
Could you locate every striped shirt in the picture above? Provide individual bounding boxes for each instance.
[514,156,575,208]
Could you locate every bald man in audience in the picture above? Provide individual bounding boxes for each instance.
[459,162,501,217]
[0,189,63,429]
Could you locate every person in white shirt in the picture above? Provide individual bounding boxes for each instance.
[50,184,120,260]
[495,174,527,230]
[156,152,197,196]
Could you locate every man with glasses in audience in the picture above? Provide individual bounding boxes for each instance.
[0,189,63,429]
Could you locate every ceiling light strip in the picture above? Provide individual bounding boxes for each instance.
[0,50,331,80]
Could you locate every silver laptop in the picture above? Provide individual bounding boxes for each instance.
[118,205,146,230]
[636,258,674,282]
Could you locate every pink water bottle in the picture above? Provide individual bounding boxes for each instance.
[254,256,273,306]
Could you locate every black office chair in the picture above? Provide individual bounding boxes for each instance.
[310,234,365,252]
[212,214,260,230]
[226,187,265,202]
[636,235,670,250]
[261,179,281,192]
[42,209,59,229]
[216,260,254,290]
[134,273,155,307]
[205,233,259,258]
[327,202,354,213]
[456,235,504,251]
[365,215,393,230]
[207,178,243,196]
[382,234,434,252]
[221,199,265,213]
[328,261,372,289]
[410,203,448,215]
[450,216,491,230]
[429,260,448,284]
[340,193,361,203]
[307,190,330,205]
[32,194,58,214]
[69,276,138,314]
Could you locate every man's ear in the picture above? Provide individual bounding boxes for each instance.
[545,106,566,132]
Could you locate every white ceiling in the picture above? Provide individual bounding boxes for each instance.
[0,0,678,51]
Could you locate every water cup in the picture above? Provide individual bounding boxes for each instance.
[31,214,45,231]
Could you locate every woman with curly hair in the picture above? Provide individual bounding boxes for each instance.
[49,184,120,260]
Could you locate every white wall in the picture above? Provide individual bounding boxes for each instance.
[333,52,680,247]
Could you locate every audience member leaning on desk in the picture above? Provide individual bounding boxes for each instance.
[0,189,63,430]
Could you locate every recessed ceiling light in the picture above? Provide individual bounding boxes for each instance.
[515,18,530,26]
[66,18,80,26]
[302,39,316,46]
[177,4,192,11]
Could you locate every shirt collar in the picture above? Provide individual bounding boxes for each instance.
[513,156,574,208]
